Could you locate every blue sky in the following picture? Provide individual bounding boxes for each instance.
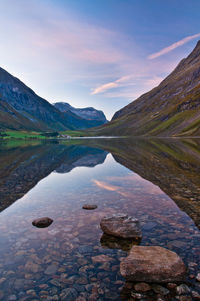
[1,0,200,119]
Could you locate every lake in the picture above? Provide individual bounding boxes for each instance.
[0,138,199,300]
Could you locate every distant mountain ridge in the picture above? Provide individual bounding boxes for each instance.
[0,67,107,131]
[92,41,200,137]
[53,102,107,126]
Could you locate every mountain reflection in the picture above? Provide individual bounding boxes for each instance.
[85,138,200,228]
[0,142,108,212]
[0,138,200,229]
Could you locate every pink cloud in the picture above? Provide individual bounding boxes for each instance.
[91,75,134,95]
[91,74,164,97]
[148,33,200,59]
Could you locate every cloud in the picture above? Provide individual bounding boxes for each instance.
[148,33,200,59]
[92,179,128,197]
[91,82,119,95]
[91,75,133,95]
[91,75,164,97]
[144,76,164,87]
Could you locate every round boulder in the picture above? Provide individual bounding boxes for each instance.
[32,217,53,228]
[100,214,142,239]
[120,246,186,283]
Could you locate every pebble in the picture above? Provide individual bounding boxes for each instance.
[142,222,157,230]
[8,295,17,301]
[167,283,177,289]
[152,284,169,295]
[0,278,6,285]
[134,282,151,292]
[44,264,58,275]
[192,290,200,299]
[177,296,192,301]
[82,204,97,210]
[75,297,87,301]
[131,292,143,299]
[60,288,78,301]
[92,254,113,263]
[176,284,190,295]
[196,273,200,282]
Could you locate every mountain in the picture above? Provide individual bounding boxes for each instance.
[92,41,200,137]
[53,102,107,127]
[0,67,106,131]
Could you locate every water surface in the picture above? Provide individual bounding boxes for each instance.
[0,139,199,300]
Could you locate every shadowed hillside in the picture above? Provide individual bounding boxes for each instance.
[90,41,200,137]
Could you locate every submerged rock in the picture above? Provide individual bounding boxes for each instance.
[82,204,97,210]
[32,217,53,228]
[196,273,200,282]
[92,254,113,263]
[176,284,190,295]
[100,214,142,239]
[100,233,140,251]
[120,246,186,283]
[134,282,151,292]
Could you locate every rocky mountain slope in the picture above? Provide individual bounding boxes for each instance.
[54,102,107,127]
[0,67,106,131]
[92,41,200,137]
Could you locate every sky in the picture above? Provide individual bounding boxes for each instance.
[0,0,200,120]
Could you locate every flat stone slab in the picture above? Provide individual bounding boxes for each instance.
[32,217,53,228]
[120,246,186,283]
[100,214,142,239]
[82,204,97,210]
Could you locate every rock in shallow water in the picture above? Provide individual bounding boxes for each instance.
[100,233,140,251]
[82,204,97,210]
[120,246,186,283]
[32,217,53,228]
[196,273,200,282]
[100,214,142,239]
[134,282,151,292]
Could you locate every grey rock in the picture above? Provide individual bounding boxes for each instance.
[8,295,17,301]
[196,273,200,282]
[142,222,157,231]
[192,290,200,299]
[152,284,169,295]
[176,284,190,295]
[78,245,93,255]
[45,264,58,275]
[14,279,34,290]
[60,288,78,301]
[100,214,142,239]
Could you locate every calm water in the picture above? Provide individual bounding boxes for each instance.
[0,139,199,300]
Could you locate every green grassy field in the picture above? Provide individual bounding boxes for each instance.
[0,130,46,140]
[60,130,91,137]
[0,129,90,140]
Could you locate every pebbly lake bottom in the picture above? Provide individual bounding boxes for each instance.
[0,138,199,300]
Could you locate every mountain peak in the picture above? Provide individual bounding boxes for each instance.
[0,67,107,131]
[96,41,200,137]
[54,102,107,123]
